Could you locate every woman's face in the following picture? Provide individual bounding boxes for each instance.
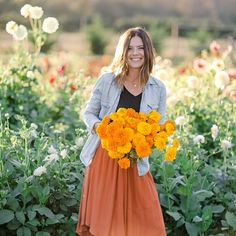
[126,36,145,70]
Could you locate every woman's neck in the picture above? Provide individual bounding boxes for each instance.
[127,69,140,81]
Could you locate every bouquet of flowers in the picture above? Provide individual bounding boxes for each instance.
[96,108,179,169]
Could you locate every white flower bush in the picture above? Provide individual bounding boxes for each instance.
[214,70,230,89]
[6,4,59,53]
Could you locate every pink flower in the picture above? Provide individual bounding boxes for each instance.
[193,59,207,73]
[56,64,66,76]
[49,74,56,85]
[210,41,220,56]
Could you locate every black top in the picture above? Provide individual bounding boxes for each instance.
[116,86,142,112]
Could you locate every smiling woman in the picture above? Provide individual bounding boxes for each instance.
[76,27,167,236]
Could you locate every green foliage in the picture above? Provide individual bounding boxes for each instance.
[186,29,217,55]
[86,16,109,55]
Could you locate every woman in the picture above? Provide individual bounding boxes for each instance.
[76,27,166,236]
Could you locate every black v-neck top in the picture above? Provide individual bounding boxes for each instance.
[116,86,142,112]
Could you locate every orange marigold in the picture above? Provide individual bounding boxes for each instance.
[108,150,124,159]
[164,146,177,162]
[172,139,180,148]
[126,108,138,118]
[166,123,175,136]
[124,128,134,141]
[133,132,146,147]
[148,110,161,123]
[154,138,167,151]
[96,124,107,139]
[117,142,132,154]
[117,108,127,117]
[135,141,152,157]
[139,112,147,121]
[137,122,152,135]
[118,157,130,169]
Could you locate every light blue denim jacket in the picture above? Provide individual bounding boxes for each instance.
[80,72,166,176]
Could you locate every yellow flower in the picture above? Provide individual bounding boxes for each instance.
[166,123,175,136]
[172,139,180,148]
[136,141,151,157]
[164,146,177,162]
[139,112,147,121]
[118,157,130,169]
[110,112,120,120]
[117,142,132,154]
[154,138,166,151]
[117,108,127,117]
[133,132,146,147]
[124,128,134,141]
[108,150,124,159]
[148,110,161,123]
[137,122,152,135]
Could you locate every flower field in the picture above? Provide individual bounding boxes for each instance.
[0,4,236,236]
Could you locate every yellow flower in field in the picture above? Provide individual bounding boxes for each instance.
[108,150,124,159]
[161,120,175,132]
[155,131,168,141]
[136,141,152,157]
[166,123,175,136]
[148,110,161,123]
[164,146,177,161]
[117,142,132,154]
[118,157,130,169]
[154,138,166,151]
[172,139,180,148]
[137,122,152,135]
[133,132,146,147]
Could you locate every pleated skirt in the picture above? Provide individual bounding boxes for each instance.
[76,144,166,236]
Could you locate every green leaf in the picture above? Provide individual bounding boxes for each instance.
[36,232,51,236]
[17,226,31,236]
[193,190,213,202]
[225,211,236,230]
[166,211,182,221]
[0,209,14,225]
[46,218,59,225]
[7,196,20,211]
[32,205,55,219]
[16,211,25,224]
[185,222,199,236]
[27,210,36,221]
[7,218,21,230]
[27,219,40,226]
[211,205,225,214]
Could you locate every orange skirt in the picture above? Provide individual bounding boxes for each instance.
[76,144,166,236]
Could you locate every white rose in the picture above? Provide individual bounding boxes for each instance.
[221,140,232,149]
[6,21,17,35]
[20,4,32,18]
[42,17,59,34]
[29,6,44,19]
[193,135,205,144]
[211,124,219,141]
[33,166,46,176]
[175,116,187,125]
[187,76,199,89]
[214,71,230,89]
[12,25,28,41]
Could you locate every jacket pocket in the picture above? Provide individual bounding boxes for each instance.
[99,101,111,118]
[147,103,159,111]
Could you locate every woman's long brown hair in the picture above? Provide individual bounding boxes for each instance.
[109,27,155,86]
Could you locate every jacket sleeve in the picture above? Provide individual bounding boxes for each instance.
[83,75,105,134]
[158,84,167,125]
